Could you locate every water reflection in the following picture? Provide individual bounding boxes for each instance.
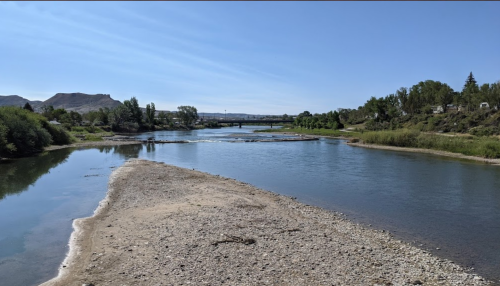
[96,144,144,159]
[0,148,72,201]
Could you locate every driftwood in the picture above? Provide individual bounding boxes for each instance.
[212,234,256,246]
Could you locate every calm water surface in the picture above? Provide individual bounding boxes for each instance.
[1,126,499,285]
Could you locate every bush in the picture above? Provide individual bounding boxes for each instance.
[469,125,499,136]
[41,121,75,145]
[0,106,52,157]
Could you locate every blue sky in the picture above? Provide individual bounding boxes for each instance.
[1,1,499,115]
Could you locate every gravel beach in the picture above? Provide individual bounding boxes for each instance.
[40,159,492,286]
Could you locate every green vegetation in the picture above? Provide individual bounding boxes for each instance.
[176,105,199,126]
[256,72,500,160]
[359,129,500,158]
[294,110,344,130]
[70,126,113,142]
[0,106,74,158]
[339,72,500,134]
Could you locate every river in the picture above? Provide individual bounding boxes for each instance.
[1,126,499,285]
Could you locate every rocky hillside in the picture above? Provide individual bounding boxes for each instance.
[42,93,122,113]
[0,93,122,113]
[0,95,42,108]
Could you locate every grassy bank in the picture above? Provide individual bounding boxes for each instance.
[256,127,359,137]
[69,126,114,142]
[360,129,500,159]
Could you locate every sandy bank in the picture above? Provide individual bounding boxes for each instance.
[40,160,491,286]
[347,142,500,165]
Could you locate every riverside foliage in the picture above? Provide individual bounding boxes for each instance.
[360,129,500,159]
[0,106,74,158]
[339,72,500,134]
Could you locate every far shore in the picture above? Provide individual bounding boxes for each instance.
[262,130,500,165]
[347,142,500,165]
[40,159,491,286]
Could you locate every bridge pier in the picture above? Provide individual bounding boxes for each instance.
[239,122,242,128]
[271,123,273,128]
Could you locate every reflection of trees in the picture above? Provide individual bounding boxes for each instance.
[96,144,144,159]
[98,145,114,154]
[111,144,143,160]
[146,143,155,153]
[0,148,73,200]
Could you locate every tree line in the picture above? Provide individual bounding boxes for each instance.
[338,72,500,130]
[32,97,199,132]
[1,96,200,158]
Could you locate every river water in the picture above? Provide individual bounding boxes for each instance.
[1,126,499,285]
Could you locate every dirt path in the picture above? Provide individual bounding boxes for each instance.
[40,160,492,286]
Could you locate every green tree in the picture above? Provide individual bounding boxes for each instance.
[123,97,143,126]
[176,106,198,126]
[489,81,500,109]
[51,108,68,121]
[59,111,82,126]
[462,72,479,112]
[23,102,34,112]
[0,122,15,156]
[41,105,55,120]
[0,106,52,157]
[436,83,454,112]
[157,111,169,125]
[396,87,409,114]
[145,102,156,128]
[109,105,132,129]
[294,111,312,128]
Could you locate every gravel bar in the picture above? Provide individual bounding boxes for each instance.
[40,159,492,286]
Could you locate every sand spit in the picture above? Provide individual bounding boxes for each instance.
[41,159,491,286]
[347,142,500,165]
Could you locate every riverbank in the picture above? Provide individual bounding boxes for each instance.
[41,159,491,286]
[260,129,500,165]
[347,142,500,165]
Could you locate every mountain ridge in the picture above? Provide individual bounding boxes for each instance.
[0,93,122,113]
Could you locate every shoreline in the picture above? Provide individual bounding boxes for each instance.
[259,131,500,165]
[40,159,492,285]
[347,142,500,165]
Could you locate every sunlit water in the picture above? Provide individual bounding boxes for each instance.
[1,126,499,285]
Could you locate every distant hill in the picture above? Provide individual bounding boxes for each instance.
[0,93,122,113]
[0,95,42,108]
[41,93,122,113]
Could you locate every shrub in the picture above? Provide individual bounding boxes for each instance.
[0,106,52,157]
[41,121,75,145]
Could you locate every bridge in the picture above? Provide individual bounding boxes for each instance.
[202,119,294,128]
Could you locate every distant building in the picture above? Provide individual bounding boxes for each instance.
[49,120,61,125]
[479,102,490,109]
[431,106,444,114]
